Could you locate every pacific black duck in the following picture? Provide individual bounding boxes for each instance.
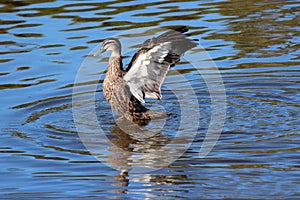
[95,26,198,124]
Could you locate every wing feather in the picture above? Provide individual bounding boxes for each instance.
[124,27,198,103]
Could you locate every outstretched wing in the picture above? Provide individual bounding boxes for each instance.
[124,26,198,103]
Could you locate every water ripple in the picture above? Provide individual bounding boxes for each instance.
[0,0,299,198]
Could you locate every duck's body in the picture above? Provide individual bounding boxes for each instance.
[96,26,198,124]
[103,56,150,122]
[103,55,166,123]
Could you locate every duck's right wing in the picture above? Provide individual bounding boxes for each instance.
[124,26,198,103]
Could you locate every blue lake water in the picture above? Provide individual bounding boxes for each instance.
[0,0,299,198]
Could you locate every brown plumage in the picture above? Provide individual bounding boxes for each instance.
[102,56,151,123]
[95,26,198,125]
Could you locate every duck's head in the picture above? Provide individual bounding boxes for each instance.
[94,38,121,57]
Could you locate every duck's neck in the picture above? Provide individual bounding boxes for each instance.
[107,56,124,78]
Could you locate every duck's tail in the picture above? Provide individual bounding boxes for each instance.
[130,109,170,126]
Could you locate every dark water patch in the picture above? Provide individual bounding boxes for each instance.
[13,33,43,38]
[66,36,88,40]
[50,60,71,64]
[0,58,14,63]
[0,83,35,90]
[69,46,88,51]
[0,19,26,25]
[16,66,30,71]
[10,23,42,29]
[40,44,65,49]
[0,72,10,76]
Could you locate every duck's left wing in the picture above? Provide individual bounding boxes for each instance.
[124,27,198,103]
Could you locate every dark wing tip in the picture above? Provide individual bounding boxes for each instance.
[140,26,194,49]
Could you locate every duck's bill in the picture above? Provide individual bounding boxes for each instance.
[93,48,105,57]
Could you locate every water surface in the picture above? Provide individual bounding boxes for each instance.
[0,0,299,198]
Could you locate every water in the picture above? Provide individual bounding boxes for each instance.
[1,0,299,198]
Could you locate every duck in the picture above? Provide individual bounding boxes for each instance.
[94,26,198,125]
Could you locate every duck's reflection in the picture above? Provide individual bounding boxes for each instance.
[112,170,129,194]
[79,113,193,173]
[77,111,194,195]
[112,170,189,195]
[105,117,173,172]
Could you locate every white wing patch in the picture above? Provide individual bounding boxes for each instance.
[124,42,171,103]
